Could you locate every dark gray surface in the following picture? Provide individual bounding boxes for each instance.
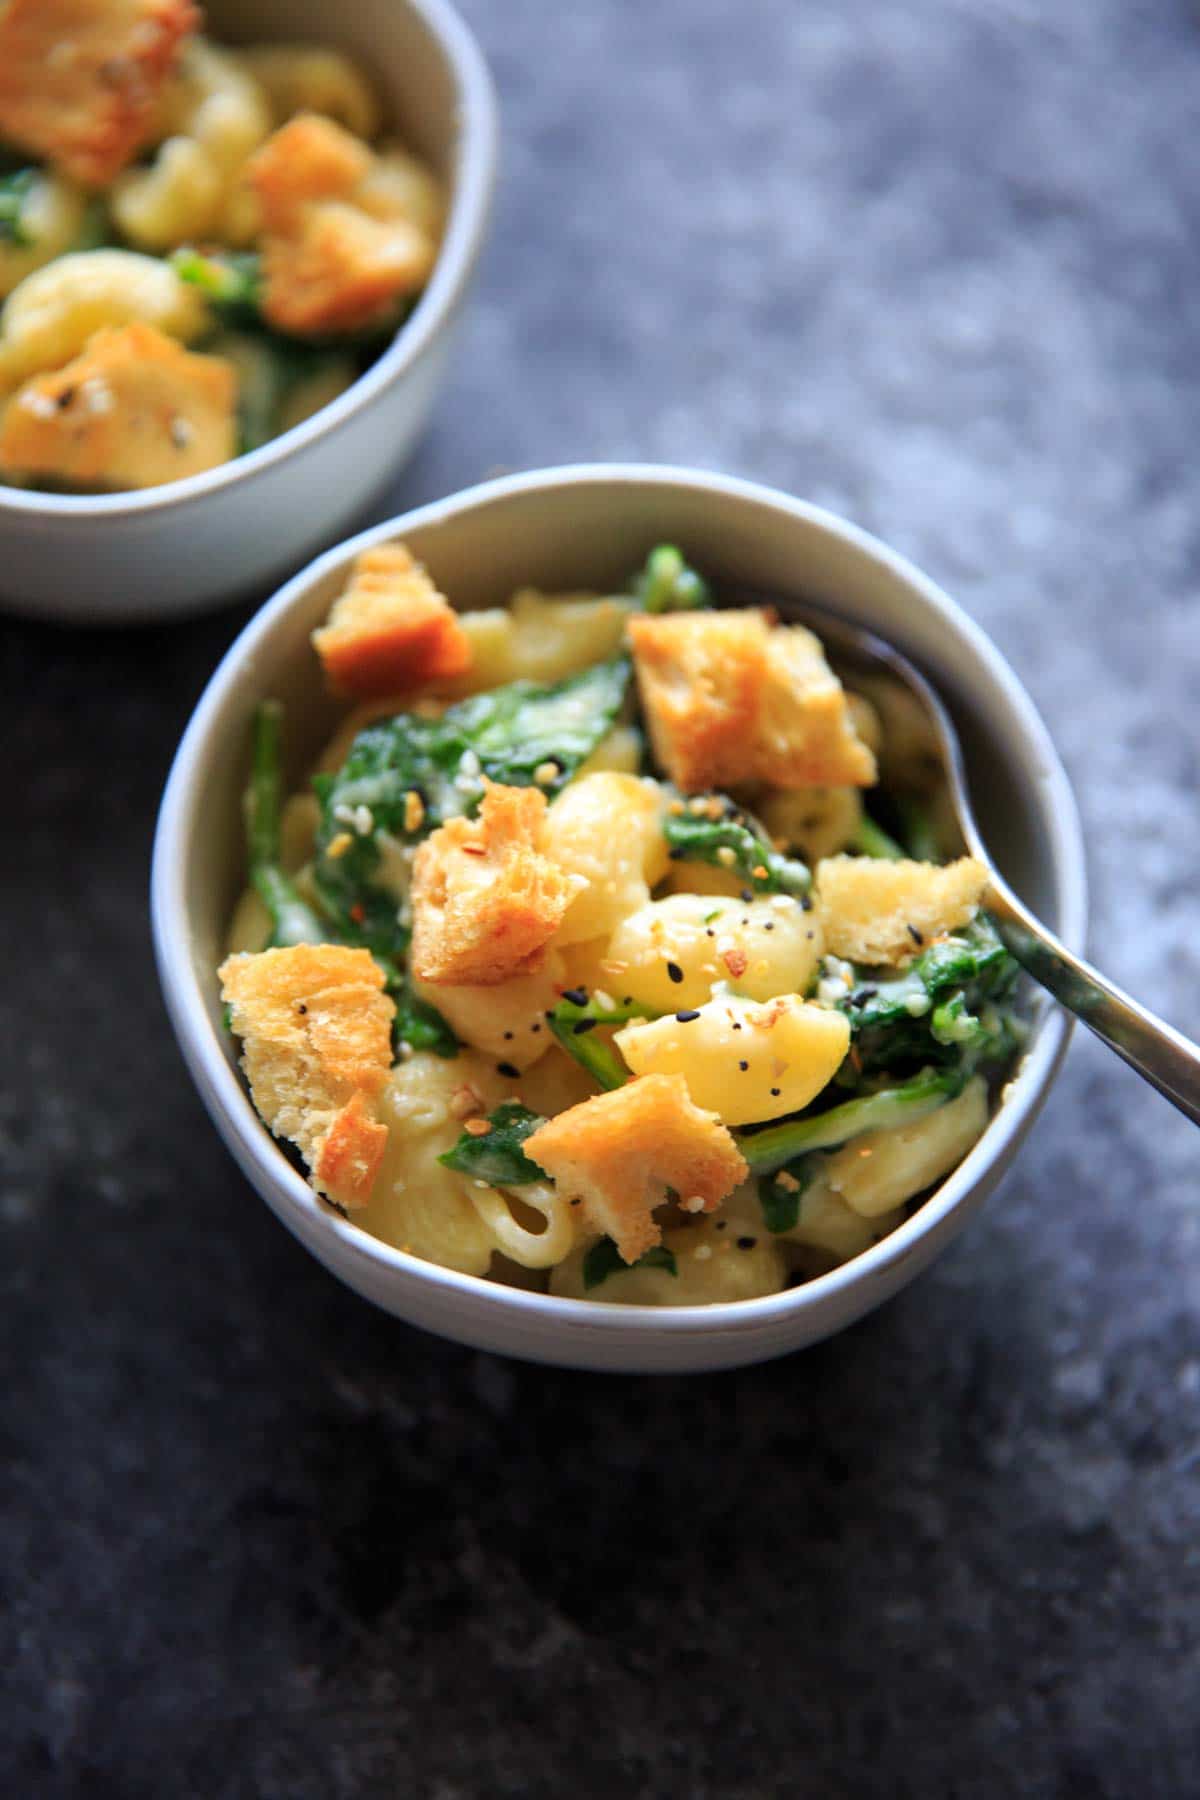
[4,1,1199,1794]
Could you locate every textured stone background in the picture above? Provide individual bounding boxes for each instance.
[4,0,1199,1794]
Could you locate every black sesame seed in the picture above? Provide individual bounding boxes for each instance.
[738,1060,749,1071]
[770,1087,781,1096]
[623,997,632,1005]
[705,928,715,938]
[57,386,77,409]
[763,921,775,932]
[531,1023,542,1034]
[675,1008,701,1022]
[907,923,925,945]
[715,1220,727,1230]
[668,846,687,860]
[666,961,684,984]
[850,986,878,1005]
[497,1062,520,1078]
[562,986,588,1007]
[740,888,753,903]
[572,1018,597,1035]
[737,1236,757,1250]
[801,894,814,911]
[732,1022,743,1031]
[296,1003,307,1015]
[502,1030,514,1040]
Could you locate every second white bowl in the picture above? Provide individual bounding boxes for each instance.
[0,0,498,624]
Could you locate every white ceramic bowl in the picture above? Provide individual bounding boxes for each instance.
[0,0,497,625]
[152,465,1087,1372]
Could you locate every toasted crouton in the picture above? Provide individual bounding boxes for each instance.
[259,199,434,336]
[410,782,586,987]
[0,0,199,188]
[816,854,990,965]
[628,609,769,792]
[247,113,373,234]
[629,609,876,791]
[312,543,472,697]
[0,323,236,490]
[757,627,878,787]
[524,1073,748,1263]
[219,944,395,1209]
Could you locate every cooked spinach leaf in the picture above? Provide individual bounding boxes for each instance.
[0,168,36,246]
[758,1157,821,1234]
[172,247,263,323]
[663,795,810,895]
[392,978,459,1058]
[439,1103,546,1185]
[583,1238,678,1289]
[834,916,1020,1079]
[738,1068,966,1179]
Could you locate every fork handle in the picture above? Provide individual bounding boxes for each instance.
[986,882,1200,1125]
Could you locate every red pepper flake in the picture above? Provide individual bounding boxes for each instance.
[349,903,366,924]
[722,947,748,979]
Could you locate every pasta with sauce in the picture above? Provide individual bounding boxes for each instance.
[218,542,1026,1306]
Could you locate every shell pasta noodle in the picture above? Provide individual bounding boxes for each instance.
[0,5,446,492]
[218,541,1027,1306]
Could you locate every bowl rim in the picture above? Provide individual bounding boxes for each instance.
[0,0,498,522]
[152,462,1088,1341]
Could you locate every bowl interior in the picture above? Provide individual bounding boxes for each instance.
[157,468,1085,1365]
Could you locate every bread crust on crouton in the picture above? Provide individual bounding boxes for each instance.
[219,944,395,1209]
[410,782,585,987]
[0,322,236,490]
[247,113,372,233]
[629,609,876,792]
[247,116,436,336]
[312,543,472,697]
[758,627,878,787]
[629,609,768,792]
[816,854,989,965]
[0,0,199,188]
[524,1073,748,1263]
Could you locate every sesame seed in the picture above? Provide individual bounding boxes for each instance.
[737,1236,757,1251]
[666,961,684,984]
[740,888,753,902]
[534,759,561,786]
[591,989,615,1012]
[675,1008,701,1022]
[680,1194,707,1213]
[325,830,353,860]
[169,415,194,449]
[497,1062,520,1078]
[295,1002,307,1015]
[763,921,775,932]
[403,789,425,832]
[502,1031,514,1040]
[801,894,814,911]
[717,846,737,867]
[561,987,588,1006]
[693,1244,713,1261]
[572,1018,597,1035]
[738,1060,749,1071]
[770,1087,781,1096]
[907,923,925,945]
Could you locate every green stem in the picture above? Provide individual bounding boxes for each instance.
[247,701,326,946]
[736,1068,963,1177]
[854,814,907,861]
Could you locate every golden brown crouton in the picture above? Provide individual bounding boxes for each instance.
[247,116,434,337]
[628,609,768,792]
[247,112,372,234]
[312,543,472,698]
[0,322,236,490]
[757,626,878,787]
[0,0,199,188]
[630,609,876,791]
[410,783,586,987]
[259,199,434,336]
[219,944,395,1209]
[816,854,990,965]
[524,1073,748,1264]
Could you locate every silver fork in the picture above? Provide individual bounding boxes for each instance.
[774,596,1200,1125]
